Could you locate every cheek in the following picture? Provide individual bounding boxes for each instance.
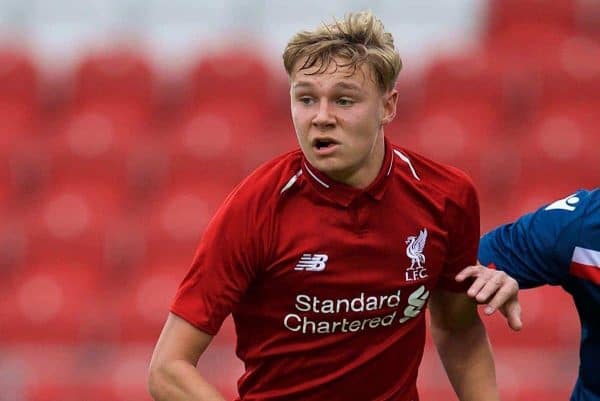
[344,108,379,136]
[291,109,310,130]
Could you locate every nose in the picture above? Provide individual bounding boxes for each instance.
[312,99,336,130]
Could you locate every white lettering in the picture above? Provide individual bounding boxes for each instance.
[317,321,330,334]
[381,311,396,326]
[303,318,316,333]
[284,288,429,334]
[366,296,379,310]
[405,269,428,282]
[295,295,311,312]
[387,290,401,307]
[284,314,301,331]
[336,298,350,313]
[321,299,335,313]
[349,320,362,332]
[350,293,364,312]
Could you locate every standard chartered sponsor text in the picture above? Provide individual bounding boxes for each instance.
[284,286,429,334]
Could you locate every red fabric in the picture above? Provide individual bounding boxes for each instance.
[170,139,480,401]
[570,262,600,285]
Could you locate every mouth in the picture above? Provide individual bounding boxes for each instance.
[312,137,340,151]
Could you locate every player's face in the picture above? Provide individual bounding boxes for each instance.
[290,58,397,188]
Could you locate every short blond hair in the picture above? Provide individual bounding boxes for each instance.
[283,11,402,92]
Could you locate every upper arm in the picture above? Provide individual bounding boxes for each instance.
[150,312,214,370]
[429,288,478,331]
[478,191,590,288]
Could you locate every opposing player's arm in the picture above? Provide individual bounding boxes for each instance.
[477,191,589,289]
[429,289,499,401]
[148,313,225,401]
[456,191,594,330]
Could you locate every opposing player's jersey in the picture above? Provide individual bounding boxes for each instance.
[479,189,600,401]
[171,138,480,401]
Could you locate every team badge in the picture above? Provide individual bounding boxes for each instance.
[405,228,428,281]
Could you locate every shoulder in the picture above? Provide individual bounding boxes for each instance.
[478,189,597,285]
[481,189,595,260]
[522,189,596,234]
[391,145,477,206]
[221,149,304,216]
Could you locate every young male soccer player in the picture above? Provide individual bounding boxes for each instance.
[148,11,502,401]
[459,189,600,401]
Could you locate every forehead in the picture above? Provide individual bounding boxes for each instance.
[290,57,377,91]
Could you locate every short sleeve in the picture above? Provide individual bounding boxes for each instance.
[437,174,481,292]
[478,190,590,289]
[170,189,266,335]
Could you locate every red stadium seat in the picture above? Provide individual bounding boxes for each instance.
[0,47,39,151]
[483,285,579,347]
[73,48,155,113]
[7,343,121,401]
[413,51,505,180]
[485,0,577,41]
[0,259,105,343]
[421,51,504,111]
[187,49,279,111]
[3,139,52,205]
[511,107,600,203]
[410,102,502,185]
[143,176,235,261]
[24,179,125,266]
[167,99,265,181]
[28,384,115,401]
[485,23,571,75]
[0,345,75,399]
[579,0,600,42]
[46,105,158,192]
[125,138,171,202]
[504,388,574,401]
[0,209,28,277]
[536,36,600,108]
[111,256,189,341]
[240,116,299,176]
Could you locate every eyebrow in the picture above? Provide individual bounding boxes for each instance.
[292,81,362,92]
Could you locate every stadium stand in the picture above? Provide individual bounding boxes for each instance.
[0,0,597,399]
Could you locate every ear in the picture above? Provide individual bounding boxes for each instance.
[381,89,398,126]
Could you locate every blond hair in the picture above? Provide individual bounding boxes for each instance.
[283,11,402,92]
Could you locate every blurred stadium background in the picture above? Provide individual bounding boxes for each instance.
[0,0,598,400]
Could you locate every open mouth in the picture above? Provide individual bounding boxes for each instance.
[313,138,339,150]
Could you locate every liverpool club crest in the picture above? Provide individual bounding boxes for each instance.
[405,228,428,281]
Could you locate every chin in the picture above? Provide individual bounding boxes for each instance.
[311,158,347,176]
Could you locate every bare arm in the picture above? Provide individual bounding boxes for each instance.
[429,289,500,401]
[148,313,226,401]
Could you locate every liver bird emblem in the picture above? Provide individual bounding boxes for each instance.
[406,228,427,269]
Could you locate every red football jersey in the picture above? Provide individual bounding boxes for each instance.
[171,138,480,401]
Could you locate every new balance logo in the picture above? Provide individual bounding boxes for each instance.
[295,254,328,271]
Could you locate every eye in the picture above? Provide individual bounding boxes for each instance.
[336,98,354,106]
[298,96,314,105]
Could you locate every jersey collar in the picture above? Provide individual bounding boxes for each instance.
[301,137,395,207]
